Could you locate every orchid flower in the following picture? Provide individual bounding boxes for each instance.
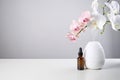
[78,11,91,23]
[66,0,120,42]
[70,20,82,33]
[105,1,119,15]
[66,32,77,42]
[67,11,91,41]
[107,13,120,31]
[91,0,106,30]
[105,1,120,31]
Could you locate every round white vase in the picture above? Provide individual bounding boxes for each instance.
[84,41,105,69]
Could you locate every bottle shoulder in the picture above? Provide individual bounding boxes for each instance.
[77,57,85,60]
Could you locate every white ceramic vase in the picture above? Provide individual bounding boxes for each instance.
[84,41,105,69]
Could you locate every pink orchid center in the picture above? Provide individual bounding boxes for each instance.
[74,26,80,31]
[83,18,90,22]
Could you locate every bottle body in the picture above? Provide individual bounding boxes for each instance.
[77,57,85,70]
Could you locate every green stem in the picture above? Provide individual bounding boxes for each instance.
[103,6,105,15]
[102,0,111,15]
[106,21,110,23]
[101,0,111,34]
[76,26,87,37]
[101,21,111,34]
[107,0,111,2]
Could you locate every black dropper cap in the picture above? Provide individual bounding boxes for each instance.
[78,47,83,56]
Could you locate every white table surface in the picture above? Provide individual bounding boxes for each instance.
[0,59,120,80]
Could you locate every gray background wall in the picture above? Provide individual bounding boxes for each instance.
[0,0,120,58]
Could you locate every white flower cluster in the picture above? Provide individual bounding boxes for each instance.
[92,0,120,31]
[66,0,120,41]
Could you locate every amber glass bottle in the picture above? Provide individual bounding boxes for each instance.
[77,47,85,70]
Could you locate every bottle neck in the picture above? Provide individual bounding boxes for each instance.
[78,54,83,57]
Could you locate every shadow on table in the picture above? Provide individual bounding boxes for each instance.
[103,60,120,69]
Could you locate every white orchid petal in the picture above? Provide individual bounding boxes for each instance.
[97,15,106,30]
[113,15,120,30]
[107,13,120,31]
[111,1,119,14]
[105,1,120,14]
[107,13,116,31]
[105,2,112,11]
[92,0,98,13]
[115,15,120,24]
[105,2,112,10]
[92,13,106,30]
